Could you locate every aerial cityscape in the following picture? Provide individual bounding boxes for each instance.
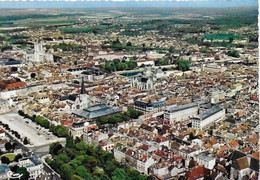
[0,0,258,180]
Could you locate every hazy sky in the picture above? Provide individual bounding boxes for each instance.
[0,0,258,8]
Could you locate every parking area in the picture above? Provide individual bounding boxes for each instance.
[0,111,60,147]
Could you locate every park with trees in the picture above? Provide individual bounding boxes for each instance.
[46,138,146,180]
[100,59,138,73]
[95,108,142,128]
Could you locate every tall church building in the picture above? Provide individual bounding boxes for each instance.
[25,40,54,65]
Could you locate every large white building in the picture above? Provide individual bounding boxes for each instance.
[164,102,199,123]
[131,77,154,91]
[194,153,216,170]
[18,155,44,179]
[25,41,54,65]
[202,63,227,73]
[137,157,155,175]
[192,106,225,129]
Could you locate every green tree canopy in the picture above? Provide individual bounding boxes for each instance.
[177,60,190,71]
[112,168,127,180]
[49,142,63,156]
[17,167,29,180]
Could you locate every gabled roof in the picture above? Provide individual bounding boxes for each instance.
[232,156,249,170]
[251,152,259,160]
[228,140,239,148]
[185,165,209,180]
[155,136,168,143]
[228,150,246,162]
[250,157,259,172]
[219,145,228,152]
[140,144,149,151]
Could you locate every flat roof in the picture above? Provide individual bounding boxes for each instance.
[167,102,198,113]
[194,106,223,121]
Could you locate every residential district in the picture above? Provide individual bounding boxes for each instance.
[0,7,258,180]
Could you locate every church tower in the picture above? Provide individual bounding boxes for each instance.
[79,76,89,108]
[81,76,85,94]
[34,41,44,63]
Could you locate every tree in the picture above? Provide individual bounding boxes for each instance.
[169,46,174,53]
[23,137,29,145]
[126,168,146,180]
[71,174,82,180]
[228,37,234,43]
[14,154,22,162]
[227,50,240,58]
[49,142,63,155]
[101,174,111,180]
[55,125,68,137]
[5,142,13,151]
[93,167,104,178]
[60,163,75,180]
[56,153,70,164]
[17,167,29,180]
[11,67,18,72]
[126,41,132,46]
[112,168,127,180]
[177,60,190,71]
[66,135,74,148]
[30,72,36,79]
[1,156,10,164]
[76,166,92,179]
[128,108,142,119]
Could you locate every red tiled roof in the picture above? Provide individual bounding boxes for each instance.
[217,152,225,158]
[245,138,258,145]
[82,63,93,68]
[242,146,253,153]
[62,120,73,126]
[219,145,228,152]
[5,82,26,90]
[155,149,165,157]
[251,152,259,160]
[210,138,218,145]
[141,154,147,162]
[140,144,149,151]
[126,149,133,156]
[228,140,239,148]
[0,129,5,134]
[186,165,208,180]
[100,141,107,146]
[155,136,168,143]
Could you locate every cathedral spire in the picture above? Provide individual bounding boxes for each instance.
[81,76,85,94]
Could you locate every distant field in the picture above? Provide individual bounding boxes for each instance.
[202,34,245,40]
[0,27,27,30]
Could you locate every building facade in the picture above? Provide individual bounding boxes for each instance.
[25,41,54,65]
[164,102,199,123]
[192,106,225,129]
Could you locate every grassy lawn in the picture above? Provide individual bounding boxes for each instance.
[2,153,15,161]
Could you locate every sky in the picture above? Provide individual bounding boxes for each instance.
[0,0,258,8]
